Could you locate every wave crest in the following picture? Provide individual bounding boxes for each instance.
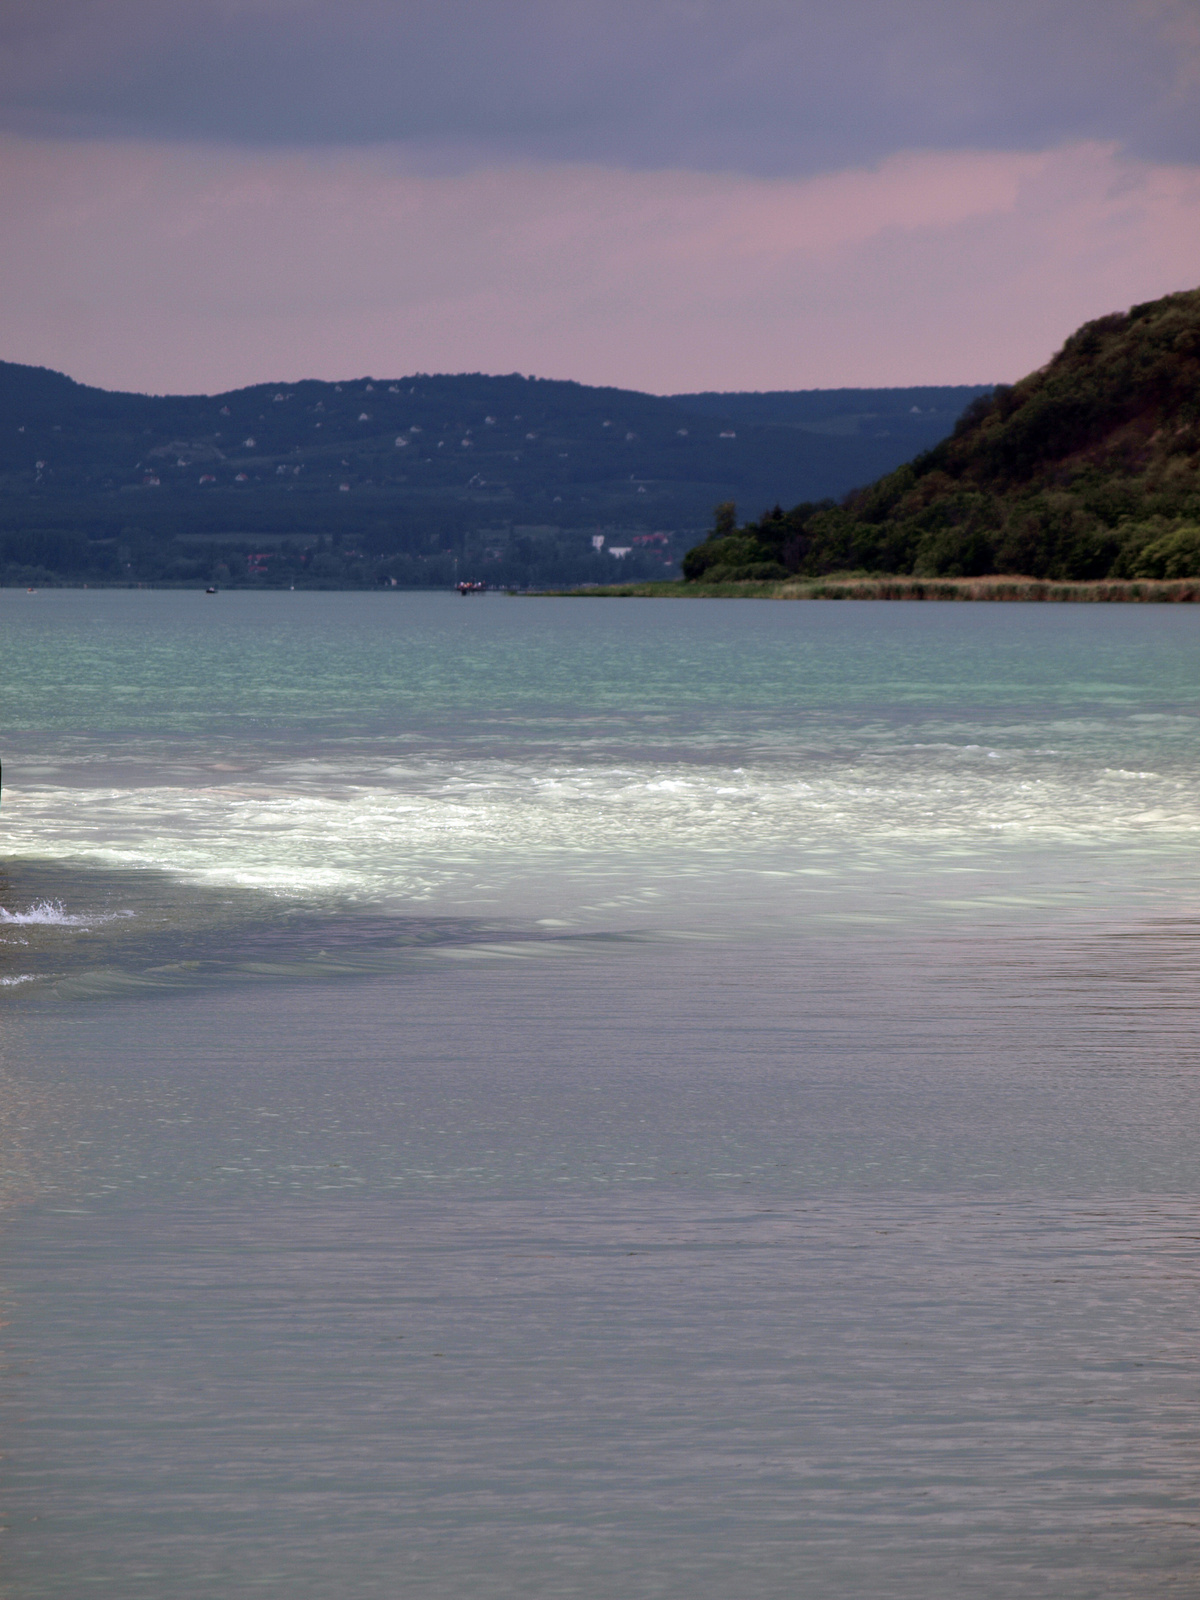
[0,900,91,926]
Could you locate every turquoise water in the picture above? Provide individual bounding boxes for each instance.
[0,591,1199,1596]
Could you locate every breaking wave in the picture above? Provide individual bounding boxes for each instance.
[0,900,96,927]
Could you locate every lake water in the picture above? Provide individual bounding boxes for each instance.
[0,589,1198,1597]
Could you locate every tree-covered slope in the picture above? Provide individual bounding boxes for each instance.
[683,288,1200,584]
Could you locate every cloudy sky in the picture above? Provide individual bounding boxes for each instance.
[2,0,1198,394]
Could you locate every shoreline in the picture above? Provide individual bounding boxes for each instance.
[5,575,1199,602]
[541,575,1200,603]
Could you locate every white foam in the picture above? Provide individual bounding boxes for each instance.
[1,744,1197,928]
[0,900,93,926]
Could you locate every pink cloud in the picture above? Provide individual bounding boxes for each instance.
[0,135,1196,393]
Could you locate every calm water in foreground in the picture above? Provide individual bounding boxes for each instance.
[0,589,1198,1598]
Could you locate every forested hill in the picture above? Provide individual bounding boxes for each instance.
[672,387,986,451]
[683,287,1200,584]
[0,364,987,589]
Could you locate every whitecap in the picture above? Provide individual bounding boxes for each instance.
[0,900,93,927]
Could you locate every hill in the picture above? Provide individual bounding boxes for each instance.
[682,288,1200,584]
[671,386,984,457]
[0,364,987,589]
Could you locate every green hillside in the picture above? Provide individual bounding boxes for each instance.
[0,364,986,589]
[682,288,1200,584]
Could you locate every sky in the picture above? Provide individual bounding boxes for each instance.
[1,0,1198,395]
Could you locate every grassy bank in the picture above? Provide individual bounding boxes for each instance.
[545,575,1200,602]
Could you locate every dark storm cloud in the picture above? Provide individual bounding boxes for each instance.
[1,0,1198,173]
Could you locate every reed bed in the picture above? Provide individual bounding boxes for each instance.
[551,576,1200,603]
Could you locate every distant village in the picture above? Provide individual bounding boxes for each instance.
[0,363,986,589]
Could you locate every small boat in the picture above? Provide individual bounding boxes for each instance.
[205,586,218,595]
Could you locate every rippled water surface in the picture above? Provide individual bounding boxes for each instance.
[0,590,1198,1597]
